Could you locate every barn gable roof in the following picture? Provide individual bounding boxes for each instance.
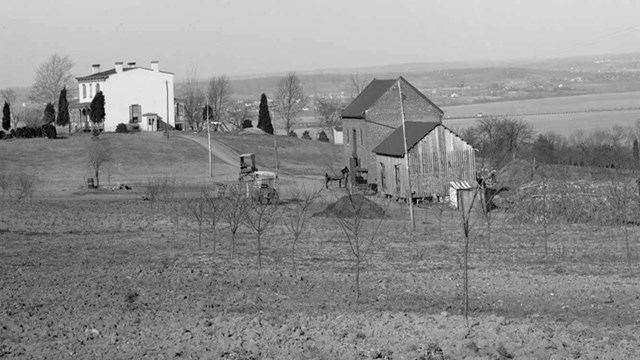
[341,79,396,118]
[341,77,444,119]
[373,122,440,157]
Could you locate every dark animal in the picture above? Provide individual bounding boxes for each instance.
[325,166,349,189]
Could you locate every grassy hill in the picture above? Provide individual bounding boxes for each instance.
[0,131,344,197]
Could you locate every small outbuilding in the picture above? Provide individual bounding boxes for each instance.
[373,122,476,201]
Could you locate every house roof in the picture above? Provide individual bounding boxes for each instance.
[341,77,444,119]
[341,79,396,119]
[76,67,174,81]
[372,121,440,157]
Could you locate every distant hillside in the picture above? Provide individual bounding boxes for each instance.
[177,52,640,105]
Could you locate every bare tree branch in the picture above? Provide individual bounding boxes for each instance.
[178,65,205,131]
[29,54,75,104]
[274,72,307,134]
[207,75,233,125]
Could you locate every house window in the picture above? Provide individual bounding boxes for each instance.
[96,83,100,93]
[130,104,141,123]
[89,83,93,98]
[82,84,86,99]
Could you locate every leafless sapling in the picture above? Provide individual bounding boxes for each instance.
[459,187,479,328]
[283,185,322,277]
[223,184,249,260]
[335,192,386,302]
[202,185,228,255]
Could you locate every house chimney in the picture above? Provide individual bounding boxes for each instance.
[91,64,100,74]
[151,60,159,72]
[115,61,123,73]
[127,62,136,68]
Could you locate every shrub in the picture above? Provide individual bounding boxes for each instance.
[242,119,253,128]
[41,124,57,139]
[288,130,297,138]
[35,127,43,138]
[317,130,329,142]
[115,123,129,133]
[144,176,176,202]
[0,130,4,140]
[302,130,311,140]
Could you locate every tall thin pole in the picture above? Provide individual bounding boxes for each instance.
[165,80,169,136]
[398,79,415,229]
[207,102,212,177]
[272,109,279,190]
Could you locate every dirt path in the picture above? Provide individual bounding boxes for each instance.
[177,132,326,191]
[176,132,240,167]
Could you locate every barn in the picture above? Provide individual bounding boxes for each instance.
[372,122,476,200]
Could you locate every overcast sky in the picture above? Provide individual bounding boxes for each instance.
[2,0,640,88]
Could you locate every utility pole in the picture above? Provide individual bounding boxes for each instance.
[207,102,212,177]
[165,80,169,137]
[272,109,279,190]
[398,79,415,229]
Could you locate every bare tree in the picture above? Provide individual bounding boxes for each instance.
[202,185,228,254]
[187,197,207,250]
[29,54,75,104]
[274,72,307,134]
[20,106,45,128]
[180,66,205,131]
[0,88,16,109]
[87,138,111,188]
[474,116,533,168]
[283,186,322,276]
[245,196,279,269]
[227,101,252,130]
[459,187,479,328]
[349,74,370,99]
[315,96,343,131]
[335,193,386,302]
[223,184,249,260]
[207,75,233,125]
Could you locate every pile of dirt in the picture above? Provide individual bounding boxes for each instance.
[313,194,386,219]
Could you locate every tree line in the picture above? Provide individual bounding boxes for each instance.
[457,116,640,170]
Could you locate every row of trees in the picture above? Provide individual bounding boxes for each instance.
[458,116,640,170]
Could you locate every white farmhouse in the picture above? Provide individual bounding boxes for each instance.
[73,61,175,132]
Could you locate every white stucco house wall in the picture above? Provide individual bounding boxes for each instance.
[73,61,175,132]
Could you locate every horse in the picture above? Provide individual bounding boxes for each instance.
[325,166,349,189]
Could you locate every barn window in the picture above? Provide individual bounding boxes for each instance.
[345,128,349,144]
[380,162,386,190]
[360,130,363,145]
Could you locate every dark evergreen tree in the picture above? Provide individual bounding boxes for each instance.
[301,130,311,140]
[202,104,213,121]
[43,102,56,124]
[89,91,106,125]
[317,130,330,142]
[257,93,273,134]
[242,119,253,128]
[2,102,10,131]
[633,139,639,164]
[56,87,70,131]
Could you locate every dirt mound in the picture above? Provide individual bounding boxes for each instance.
[313,194,386,219]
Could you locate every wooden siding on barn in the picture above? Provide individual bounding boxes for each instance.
[376,125,476,198]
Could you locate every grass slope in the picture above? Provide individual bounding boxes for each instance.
[213,131,345,177]
[0,131,345,197]
[0,132,230,195]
